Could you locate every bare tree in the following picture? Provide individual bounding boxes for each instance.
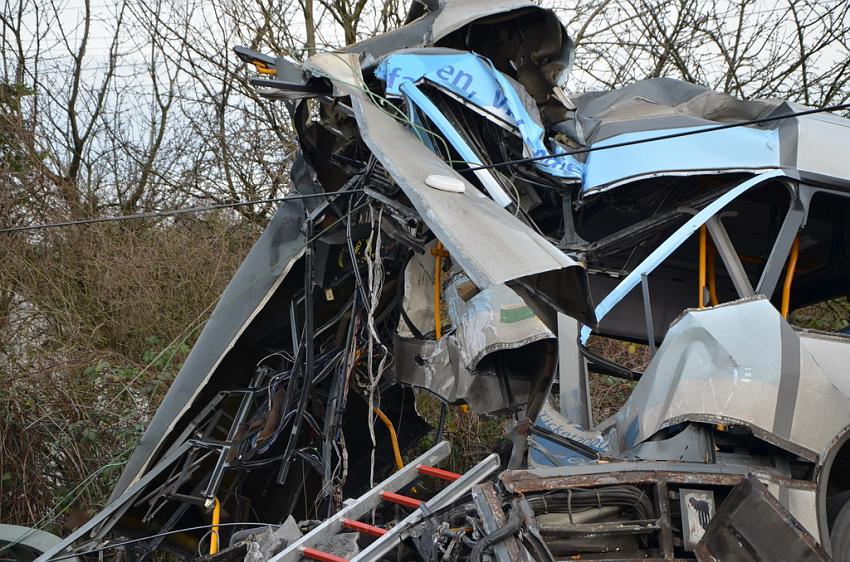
[553,0,850,106]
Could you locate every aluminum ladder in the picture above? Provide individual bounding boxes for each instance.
[268,440,500,562]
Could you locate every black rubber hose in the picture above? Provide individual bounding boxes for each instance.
[470,504,523,562]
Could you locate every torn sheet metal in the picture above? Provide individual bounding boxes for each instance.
[394,272,555,416]
[396,240,437,338]
[110,198,306,500]
[340,0,532,62]
[376,50,583,180]
[605,297,850,460]
[563,77,781,146]
[343,0,574,88]
[306,51,595,325]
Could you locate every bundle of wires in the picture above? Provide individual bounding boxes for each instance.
[525,484,654,522]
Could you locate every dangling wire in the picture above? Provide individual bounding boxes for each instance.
[364,203,390,487]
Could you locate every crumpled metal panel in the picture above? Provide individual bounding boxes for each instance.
[341,0,573,85]
[394,338,512,414]
[529,401,609,467]
[444,273,554,369]
[375,50,583,179]
[566,77,850,194]
[305,52,595,325]
[606,297,850,461]
[394,272,554,415]
[396,240,438,339]
[566,77,781,146]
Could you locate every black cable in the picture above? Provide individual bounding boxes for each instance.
[462,101,850,173]
[470,500,524,562]
[579,343,643,381]
[46,521,282,561]
[276,208,324,488]
[525,485,654,521]
[0,190,366,234]
[434,402,448,443]
[10,102,848,236]
[347,192,372,309]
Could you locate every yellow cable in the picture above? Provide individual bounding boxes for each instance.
[373,407,404,471]
[708,237,719,306]
[698,225,707,308]
[431,242,448,339]
[781,236,800,318]
[210,497,220,555]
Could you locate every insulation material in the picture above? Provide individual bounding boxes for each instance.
[394,274,555,416]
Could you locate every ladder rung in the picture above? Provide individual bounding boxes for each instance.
[341,518,387,537]
[350,453,501,562]
[418,464,461,481]
[267,441,452,562]
[300,546,348,562]
[381,491,423,508]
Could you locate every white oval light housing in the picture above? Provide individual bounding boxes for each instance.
[425,174,465,193]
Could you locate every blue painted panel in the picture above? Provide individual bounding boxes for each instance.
[583,125,781,193]
[376,52,583,180]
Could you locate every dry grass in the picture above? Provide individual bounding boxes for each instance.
[790,298,850,332]
[586,336,651,423]
[411,392,510,474]
[0,216,257,528]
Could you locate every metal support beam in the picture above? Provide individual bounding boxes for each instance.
[705,216,755,299]
[641,273,656,356]
[757,185,811,299]
[471,483,522,562]
[654,482,675,559]
[558,313,592,429]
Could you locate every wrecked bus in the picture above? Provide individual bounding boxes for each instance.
[30,1,850,561]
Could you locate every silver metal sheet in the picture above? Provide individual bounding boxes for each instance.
[793,112,850,185]
[431,0,534,39]
[607,297,850,460]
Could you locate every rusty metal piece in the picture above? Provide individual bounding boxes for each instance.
[500,463,816,494]
[471,482,523,562]
[654,482,675,560]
